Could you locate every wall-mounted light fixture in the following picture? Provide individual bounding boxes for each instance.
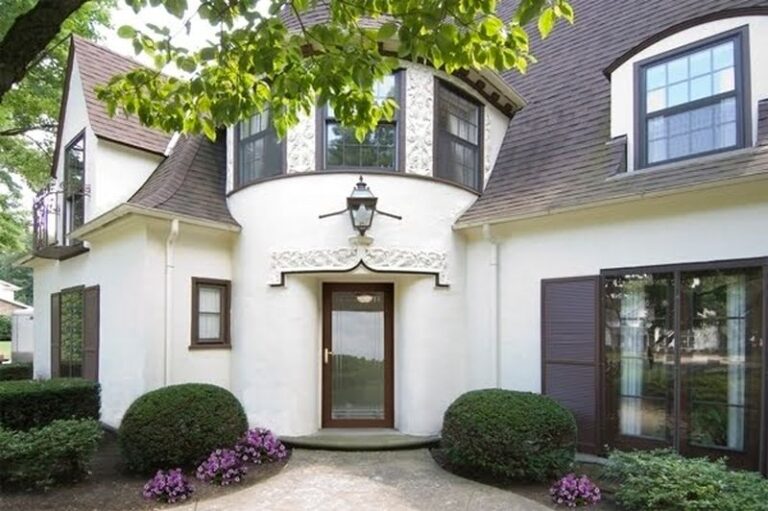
[319,176,401,237]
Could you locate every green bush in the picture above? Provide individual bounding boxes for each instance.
[119,383,248,474]
[0,378,100,430]
[603,450,768,511]
[0,362,33,381]
[441,389,577,482]
[0,419,103,490]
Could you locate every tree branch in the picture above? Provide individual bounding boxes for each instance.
[0,0,89,102]
[0,123,58,137]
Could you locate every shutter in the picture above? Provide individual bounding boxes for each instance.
[541,276,600,454]
[50,292,61,378]
[82,286,100,382]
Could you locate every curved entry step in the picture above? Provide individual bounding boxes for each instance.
[281,428,440,451]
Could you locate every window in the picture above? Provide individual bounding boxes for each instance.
[191,278,231,348]
[236,108,283,187]
[324,74,400,170]
[638,28,748,167]
[435,81,483,190]
[603,262,764,468]
[63,134,85,241]
[51,285,99,380]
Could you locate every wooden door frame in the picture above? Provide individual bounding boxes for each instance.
[322,282,394,428]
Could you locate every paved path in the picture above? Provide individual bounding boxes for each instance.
[181,449,551,511]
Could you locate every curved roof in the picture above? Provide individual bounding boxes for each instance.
[130,133,238,226]
[457,0,768,227]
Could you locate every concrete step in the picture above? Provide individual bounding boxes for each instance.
[281,428,440,451]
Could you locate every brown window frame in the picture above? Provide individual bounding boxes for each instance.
[190,277,231,349]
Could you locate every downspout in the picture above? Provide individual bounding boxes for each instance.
[482,223,501,388]
[164,219,180,386]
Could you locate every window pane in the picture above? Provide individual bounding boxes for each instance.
[198,312,221,340]
[689,49,711,77]
[436,83,481,189]
[690,75,712,101]
[713,68,735,94]
[60,289,84,378]
[667,82,688,108]
[647,89,666,113]
[199,286,221,313]
[712,41,734,70]
[236,108,282,185]
[681,269,763,451]
[667,57,688,83]
[64,136,85,234]
[604,274,676,441]
[646,64,666,90]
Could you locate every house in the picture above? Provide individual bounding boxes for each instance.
[22,1,768,472]
[0,280,33,363]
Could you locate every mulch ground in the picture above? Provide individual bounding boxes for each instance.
[429,448,621,510]
[0,431,289,511]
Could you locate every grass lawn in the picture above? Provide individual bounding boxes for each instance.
[2,431,290,511]
[0,340,11,361]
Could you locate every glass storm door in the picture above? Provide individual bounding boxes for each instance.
[322,283,394,428]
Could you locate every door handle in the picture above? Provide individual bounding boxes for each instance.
[324,348,334,364]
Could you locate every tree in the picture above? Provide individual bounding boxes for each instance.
[0,0,113,254]
[98,0,573,140]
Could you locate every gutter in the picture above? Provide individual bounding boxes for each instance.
[164,219,180,385]
[482,223,502,388]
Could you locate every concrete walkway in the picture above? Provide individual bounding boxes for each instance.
[182,449,551,511]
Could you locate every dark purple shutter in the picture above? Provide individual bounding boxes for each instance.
[541,276,600,453]
[82,286,100,381]
[50,292,61,378]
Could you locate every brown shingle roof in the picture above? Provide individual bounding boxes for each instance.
[72,36,171,155]
[457,0,768,227]
[129,133,238,226]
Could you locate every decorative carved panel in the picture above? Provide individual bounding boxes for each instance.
[286,109,317,173]
[404,65,434,176]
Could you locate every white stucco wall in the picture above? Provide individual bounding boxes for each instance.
[463,180,768,394]
[90,140,163,218]
[611,15,768,172]
[225,61,510,192]
[227,173,474,436]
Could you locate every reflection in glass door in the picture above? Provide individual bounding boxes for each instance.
[322,283,394,428]
[604,264,764,470]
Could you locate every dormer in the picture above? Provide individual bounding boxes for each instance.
[608,15,768,174]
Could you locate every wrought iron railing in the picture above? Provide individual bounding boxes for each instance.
[32,182,61,252]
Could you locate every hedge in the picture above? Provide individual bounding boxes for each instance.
[119,383,248,474]
[441,389,577,481]
[0,362,33,381]
[603,450,768,511]
[0,419,103,490]
[0,378,100,431]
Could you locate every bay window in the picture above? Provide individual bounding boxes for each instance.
[235,108,283,187]
[435,81,483,190]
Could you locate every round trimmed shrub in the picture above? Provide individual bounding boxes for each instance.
[119,383,248,473]
[441,389,576,482]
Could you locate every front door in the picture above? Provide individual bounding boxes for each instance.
[322,283,394,428]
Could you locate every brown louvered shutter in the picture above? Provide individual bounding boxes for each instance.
[82,286,100,381]
[50,292,61,378]
[541,276,600,453]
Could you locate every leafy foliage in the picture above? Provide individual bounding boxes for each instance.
[0,315,10,341]
[0,252,32,305]
[441,389,576,482]
[602,450,768,511]
[0,362,33,381]
[98,0,574,141]
[118,383,249,473]
[0,378,100,430]
[0,419,103,490]
[0,1,113,253]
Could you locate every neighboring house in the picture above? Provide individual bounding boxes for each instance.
[21,1,768,473]
[0,280,33,363]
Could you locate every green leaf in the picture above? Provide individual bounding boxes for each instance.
[538,8,556,38]
[117,25,136,39]
[376,22,398,41]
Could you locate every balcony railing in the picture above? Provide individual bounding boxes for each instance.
[32,181,89,260]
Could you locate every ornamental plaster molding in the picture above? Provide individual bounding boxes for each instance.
[269,245,449,287]
[404,67,434,176]
[286,109,316,173]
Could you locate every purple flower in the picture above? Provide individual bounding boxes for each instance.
[142,469,194,503]
[196,448,248,486]
[549,474,601,508]
[234,427,288,465]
